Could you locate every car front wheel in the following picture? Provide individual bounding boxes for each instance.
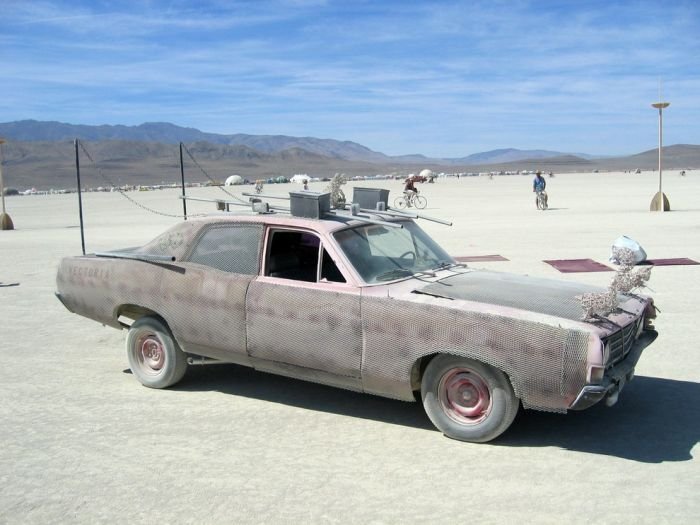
[126,317,188,389]
[421,355,518,443]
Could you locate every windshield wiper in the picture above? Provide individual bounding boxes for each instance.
[375,268,414,282]
[434,260,467,270]
[375,268,439,282]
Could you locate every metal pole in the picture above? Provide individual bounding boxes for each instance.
[75,139,86,255]
[179,142,187,220]
[658,107,663,195]
[650,101,670,212]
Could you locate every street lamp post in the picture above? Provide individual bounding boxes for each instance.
[0,138,15,230]
[650,101,670,212]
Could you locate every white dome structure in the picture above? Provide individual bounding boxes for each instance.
[419,169,433,179]
[224,175,244,186]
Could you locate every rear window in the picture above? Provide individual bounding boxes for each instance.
[188,224,263,275]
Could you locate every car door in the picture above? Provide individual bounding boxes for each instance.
[158,222,263,360]
[245,227,363,382]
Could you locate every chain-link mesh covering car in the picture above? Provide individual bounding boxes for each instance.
[56,190,658,442]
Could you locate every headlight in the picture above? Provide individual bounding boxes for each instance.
[588,365,605,384]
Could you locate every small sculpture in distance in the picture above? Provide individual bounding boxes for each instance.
[326,173,347,209]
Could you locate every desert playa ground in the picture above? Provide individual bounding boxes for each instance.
[1,170,699,523]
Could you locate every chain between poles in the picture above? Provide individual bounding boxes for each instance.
[179,143,251,205]
[76,140,205,218]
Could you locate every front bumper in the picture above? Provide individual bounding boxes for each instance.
[569,329,658,411]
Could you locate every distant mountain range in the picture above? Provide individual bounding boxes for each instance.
[0,120,598,164]
[0,120,698,189]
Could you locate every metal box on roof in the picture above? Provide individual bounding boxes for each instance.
[289,191,331,219]
[353,187,390,210]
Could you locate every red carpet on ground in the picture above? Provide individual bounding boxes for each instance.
[544,259,613,273]
[455,255,509,262]
[639,258,699,266]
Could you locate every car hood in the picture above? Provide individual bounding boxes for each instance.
[415,270,607,322]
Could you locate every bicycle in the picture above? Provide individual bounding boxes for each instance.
[394,191,427,210]
[535,190,548,210]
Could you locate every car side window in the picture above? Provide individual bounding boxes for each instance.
[321,248,346,283]
[266,230,346,283]
[188,224,263,275]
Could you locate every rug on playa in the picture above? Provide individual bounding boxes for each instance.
[543,259,613,273]
[455,255,509,262]
[638,258,699,266]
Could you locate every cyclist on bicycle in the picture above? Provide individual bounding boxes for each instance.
[404,176,417,207]
[533,171,548,208]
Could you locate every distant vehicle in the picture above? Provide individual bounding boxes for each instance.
[56,190,658,443]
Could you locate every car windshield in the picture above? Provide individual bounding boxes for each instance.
[334,221,455,284]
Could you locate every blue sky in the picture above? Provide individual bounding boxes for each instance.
[2,0,698,157]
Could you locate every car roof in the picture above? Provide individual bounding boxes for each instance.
[184,210,405,235]
[133,208,409,261]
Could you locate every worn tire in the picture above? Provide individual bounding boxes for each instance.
[126,317,188,389]
[421,355,518,443]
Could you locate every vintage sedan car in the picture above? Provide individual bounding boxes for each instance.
[55,190,658,442]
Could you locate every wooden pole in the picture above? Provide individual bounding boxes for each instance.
[0,138,14,230]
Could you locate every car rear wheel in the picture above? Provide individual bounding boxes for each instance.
[126,317,187,389]
[421,355,518,443]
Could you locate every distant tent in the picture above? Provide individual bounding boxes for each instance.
[275,176,289,184]
[224,175,244,186]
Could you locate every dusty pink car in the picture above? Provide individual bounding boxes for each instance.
[56,191,658,442]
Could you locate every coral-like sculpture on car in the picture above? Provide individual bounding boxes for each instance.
[578,247,652,321]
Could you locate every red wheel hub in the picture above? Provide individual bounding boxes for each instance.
[136,334,165,374]
[439,368,492,424]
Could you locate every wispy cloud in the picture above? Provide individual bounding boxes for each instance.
[1,0,698,156]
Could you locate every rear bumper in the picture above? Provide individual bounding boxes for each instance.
[55,291,74,313]
[569,329,658,411]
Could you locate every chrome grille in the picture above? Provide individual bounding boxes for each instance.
[606,317,642,365]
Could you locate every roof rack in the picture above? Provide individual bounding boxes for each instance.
[180,187,451,228]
